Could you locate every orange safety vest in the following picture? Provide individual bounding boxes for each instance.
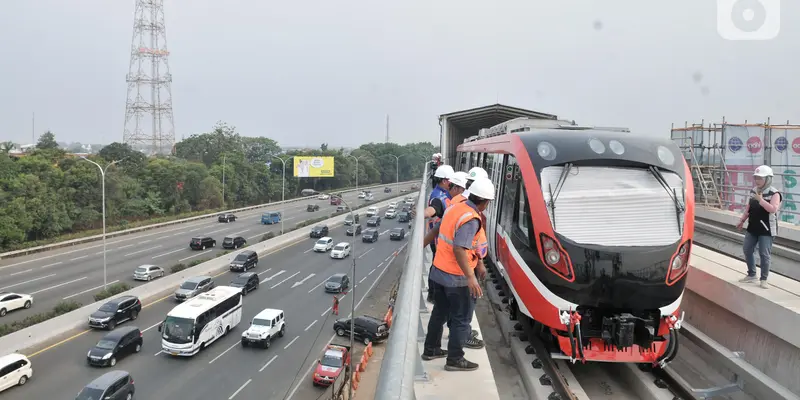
[433,202,487,276]
[446,194,488,259]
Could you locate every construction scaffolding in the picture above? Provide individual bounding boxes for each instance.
[670,119,800,225]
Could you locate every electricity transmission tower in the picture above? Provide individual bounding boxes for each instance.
[123,0,176,155]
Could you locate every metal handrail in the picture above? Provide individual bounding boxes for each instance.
[374,165,429,400]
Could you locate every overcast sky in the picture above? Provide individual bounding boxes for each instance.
[1,0,796,147]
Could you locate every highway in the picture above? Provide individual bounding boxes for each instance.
[0,184,414,327]
[3,220,410,400]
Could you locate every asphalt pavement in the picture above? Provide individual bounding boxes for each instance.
[2,219,411,400]
[0,184,415,326]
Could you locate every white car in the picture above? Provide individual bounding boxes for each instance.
[388,202,398,209]
[0,353,32,393]
[133,264,165,281]
[314,237,334,252]
[365,193,374,201]
[385,209,397,219]
[330,242,351,259]
[241,308,286,348]
[318,194,330,200]
[366,207,379,217]
[358,192,366,199]
[0,293,33,317]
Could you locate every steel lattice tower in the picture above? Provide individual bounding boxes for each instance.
[123,0,175,155]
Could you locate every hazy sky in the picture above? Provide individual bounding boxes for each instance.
[1,0,797,147]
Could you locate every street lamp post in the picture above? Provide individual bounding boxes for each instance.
[81,156,127,290]
[270,155,292,235]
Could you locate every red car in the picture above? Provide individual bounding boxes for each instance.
[330,196,341,205]
[312,344,351,387]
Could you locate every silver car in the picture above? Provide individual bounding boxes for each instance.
[173,276,215,301]
[133,265,165,281]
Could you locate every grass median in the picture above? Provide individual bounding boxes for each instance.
[0,300,83,338]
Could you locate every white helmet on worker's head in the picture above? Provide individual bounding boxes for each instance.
[432,153,441,161]
[468,177,495,200]
[753,165,774,178]
[449,171,469,189]
[433,164,454,179]
[467,167,489,181]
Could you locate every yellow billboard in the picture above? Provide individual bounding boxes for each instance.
[294,156,335,178]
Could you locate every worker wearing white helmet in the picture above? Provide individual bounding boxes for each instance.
[461,166,489,198]
[423,165,457,302]
[423,177,495,370]
[737,165,782,289]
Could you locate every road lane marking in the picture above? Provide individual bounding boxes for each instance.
[283,335,299,349]
[359,276,367,284]
[31,277,88,295]
[228,379,252,400]
[124,246,162,257]
[63,280,121,300]
[256,268,273,276]
[69,255,89,261]
[230,229,251,236]
[143,321,161,332]
[138,240,151,245]
[9,269,32,276]
[0,274,57,291]
[304,320,318,332]
[204,227,227,235]
[380,229,389,235]
[321,307,332,317]
[179,249,212,262]
[259,354,278,372]
[39,262,62,269]
[357,248,373,259]
[308,280,325,293]
[117,244,135,250]
[303,248,313,254]
[154,350,163,356]
[369,268,375,276]
[261,270,285,284]
[270,271,300,289]
[151,248,184,259]
[209,341,240,364]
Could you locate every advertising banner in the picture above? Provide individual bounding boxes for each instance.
[721,125,765,210]
[293,156,335,178]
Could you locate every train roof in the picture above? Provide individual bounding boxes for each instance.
[439,104,558,134]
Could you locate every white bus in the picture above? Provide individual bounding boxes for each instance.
[159,286,243,356]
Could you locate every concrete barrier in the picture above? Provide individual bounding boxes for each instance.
[0,193,416,356]
[0,181,416,260]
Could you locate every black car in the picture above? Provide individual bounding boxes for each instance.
[75,370,135,400]
[389,227,406,241]
[344,214,360,226]
[230,272,259,295]
[324,273,350,293]
[88,296,142,330]
[362,229,379,243]
[346,224,362,236]
[366,216,381,227]
[310,225,329,238]
[218,213,236,223]
[307,204,320,212]
[229,250,258,272]
[87,326,143,367]
[222,236,246,249]
[333,315,389,345]
[398,212,410,223]
[190,236,216,250]
[384,187,391,193]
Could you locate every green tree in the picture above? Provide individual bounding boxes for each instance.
[36,131,60,150]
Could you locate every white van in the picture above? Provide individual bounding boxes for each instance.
[0,353,32,393]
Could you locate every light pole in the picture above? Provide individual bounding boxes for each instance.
[221,154,226,209]
[270,155,293,235]
[346,154,370,200]
[384,154,399,193]
[80,156,127,290]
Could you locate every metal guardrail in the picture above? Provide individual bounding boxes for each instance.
[374,166,429,400]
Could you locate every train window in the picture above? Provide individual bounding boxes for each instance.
[470,153,478,170]
[499,156,518,232]
[516,181,530,239]
[480,153,487,170]
[459,153,468,171]
[485,153,495,180]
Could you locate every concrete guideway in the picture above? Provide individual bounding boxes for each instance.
[0,180,415,260]
[0,222,412,400]
[0,185,414,328]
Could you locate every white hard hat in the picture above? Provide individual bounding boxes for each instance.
[754,165,774,177]
[449,171,469,189]
[467,167,489,181]
[433,164,455,179]
[468,177,495,200]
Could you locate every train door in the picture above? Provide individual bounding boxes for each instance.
[486,153,505,265]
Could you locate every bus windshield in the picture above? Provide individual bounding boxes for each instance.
[162,316,194,344]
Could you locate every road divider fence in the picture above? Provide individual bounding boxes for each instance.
[0,180,416,260]
[0,192,418,357]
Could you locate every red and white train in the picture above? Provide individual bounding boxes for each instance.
[457,117,693,365]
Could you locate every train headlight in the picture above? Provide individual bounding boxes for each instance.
[671,256,683,271]
[545,250,561,265]
[537,142,557,161]
[667,240,692,285]
[609,140,625,155]
[657,146,675,166]
[588,139,606,154]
